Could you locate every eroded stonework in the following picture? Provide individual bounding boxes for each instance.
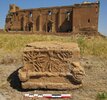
[18,42,85,90]
[5,2,99,33]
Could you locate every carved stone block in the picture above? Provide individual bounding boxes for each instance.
[18,42,85,90]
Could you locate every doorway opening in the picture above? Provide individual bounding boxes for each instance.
[47,21,53,32]
[28,22,33,31]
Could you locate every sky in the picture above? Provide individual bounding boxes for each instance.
[0,0,107,35]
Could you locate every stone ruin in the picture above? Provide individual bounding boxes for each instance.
[6,2,99,34]
[18,42,85,90]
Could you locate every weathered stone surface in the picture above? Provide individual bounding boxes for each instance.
[5,2,99,33]
[0,93,6,100]
[18,42,85,90]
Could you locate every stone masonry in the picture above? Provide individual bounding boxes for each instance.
[5,1,99,33]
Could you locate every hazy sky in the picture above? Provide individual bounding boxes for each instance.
[0,0,106,35]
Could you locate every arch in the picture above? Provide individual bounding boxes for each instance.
[27,22,33,31]
[47,20,53,32]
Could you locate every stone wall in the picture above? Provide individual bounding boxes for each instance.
[5,2,99,34]
[72,3,99,32]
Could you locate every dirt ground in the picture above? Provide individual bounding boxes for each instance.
[0,56,107,100]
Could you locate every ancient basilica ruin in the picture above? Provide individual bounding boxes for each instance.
[5,1,99,33]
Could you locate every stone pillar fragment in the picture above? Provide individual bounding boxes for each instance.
[58,9,62,31]
[39,14,42,31]
[23,16,26,31]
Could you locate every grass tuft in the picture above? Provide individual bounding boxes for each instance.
[97,92,107,100]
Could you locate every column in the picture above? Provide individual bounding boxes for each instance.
[52,13,56,32]
[23,16,26,31]
[58,9,62,31]
[39,14,42,31]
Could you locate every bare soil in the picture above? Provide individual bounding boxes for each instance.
[0,56,107,100]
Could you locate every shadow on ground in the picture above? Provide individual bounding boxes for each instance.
[7,68,66,92]
[7,67,23,91]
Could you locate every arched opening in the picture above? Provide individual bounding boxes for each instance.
[21,17,24,31]
[28,22,33,31]
[47,21,53,32]
[48,11,52,16]
[29,12,32,17]
[59,11,72,32]
[66,11,71,21]
[88,19,90,23]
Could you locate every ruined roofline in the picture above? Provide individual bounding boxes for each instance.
[74,2,99,6]
[15,5,73,12]
[11,2,99,13]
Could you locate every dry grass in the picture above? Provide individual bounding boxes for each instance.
[0,33,107,60]
[97,92,107,100]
